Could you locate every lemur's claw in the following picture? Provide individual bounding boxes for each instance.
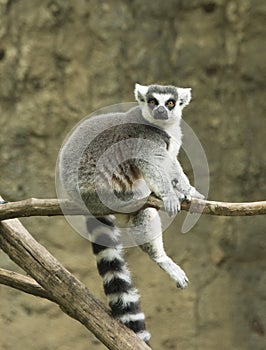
[178,193,186,202]
[175,268,189,289]
[184,194,192,203]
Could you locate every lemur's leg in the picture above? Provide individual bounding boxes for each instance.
[131,208,189,289]
[87,216,151,344]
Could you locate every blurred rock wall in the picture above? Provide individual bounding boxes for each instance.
[0,1,265,350]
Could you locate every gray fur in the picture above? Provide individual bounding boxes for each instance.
[147,84,179,100]
[58,83,204,343]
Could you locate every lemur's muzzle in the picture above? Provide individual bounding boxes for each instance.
[153,106,168,120]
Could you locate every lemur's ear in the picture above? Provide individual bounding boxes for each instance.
[177,88,192,108]
[134,83,149,103]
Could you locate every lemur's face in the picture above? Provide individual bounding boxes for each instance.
[134,83,191,127]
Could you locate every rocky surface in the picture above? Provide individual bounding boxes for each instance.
[0,1,265,349]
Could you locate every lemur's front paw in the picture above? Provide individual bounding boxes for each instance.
[184,194,192,203]
[189,186,205,200]
[175,191,186,202]
[162,193,180,217]
[174,266,189,289]
[0,200,8,204]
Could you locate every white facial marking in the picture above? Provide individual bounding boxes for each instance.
[152,93,174,105]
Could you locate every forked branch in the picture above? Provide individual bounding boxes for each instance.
[0,267,56,302]
[0,217,150,350]
[0,195,265,350]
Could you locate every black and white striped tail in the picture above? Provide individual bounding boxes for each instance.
[87,216,151,344]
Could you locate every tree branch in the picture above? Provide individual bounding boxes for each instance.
[0,194,265,349]
[0,197,265,221]
[0,267,56,303]
[0,217,150,350]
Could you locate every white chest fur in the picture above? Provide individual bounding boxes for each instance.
[166,123,182,159]
[168,138,181,158]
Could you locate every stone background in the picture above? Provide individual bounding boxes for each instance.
[0,1,265,349]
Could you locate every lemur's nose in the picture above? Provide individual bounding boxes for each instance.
[153,105,168,120]
[157,106,165,113]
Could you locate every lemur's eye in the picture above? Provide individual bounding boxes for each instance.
[166,99,175,109]
[148,98,158,106]
[165,100,175,111]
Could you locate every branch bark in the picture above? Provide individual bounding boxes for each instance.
[0,267,56,302]
[0,217,150,350]
[0,195,265,349]
[0,197,266,221]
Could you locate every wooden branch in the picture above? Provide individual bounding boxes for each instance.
[0,218,150,350]
[0,197,265,221]
[0,267,56,303]
[188,198,266,216]
[0,194,265,349]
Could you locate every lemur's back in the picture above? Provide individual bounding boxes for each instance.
[60,106,170,212]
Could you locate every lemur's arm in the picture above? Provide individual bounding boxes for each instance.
[171,159,205,200]
[135,158,182,216]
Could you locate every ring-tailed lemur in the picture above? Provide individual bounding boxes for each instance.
[59,83,204,345]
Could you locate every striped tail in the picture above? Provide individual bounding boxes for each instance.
[87,216,151,344]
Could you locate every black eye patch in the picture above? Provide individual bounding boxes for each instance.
[148,98,159,106]
[165,99,176,110]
